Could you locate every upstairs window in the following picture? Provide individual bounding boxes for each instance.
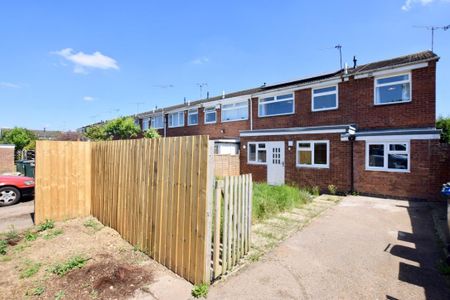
[312,86,338,111]
[142,118,150,130]
[188,108,198,126]
[151,115,164,129]
[375,73,411,105]
[366,142,409,172]
[221,101,249,122]
[204,107,217,124]
[168,111,184,128]
[296,141,329,168]
[258,93,294,117]
[248,142,267,164]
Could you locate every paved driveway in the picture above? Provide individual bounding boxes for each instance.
[209,196,450,300]
[0,200,34,232]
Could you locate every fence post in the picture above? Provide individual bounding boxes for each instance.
[213,180,223,278]
[203,140,215,283]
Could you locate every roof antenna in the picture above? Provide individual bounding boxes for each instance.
[414,25,450,51]
[196,83,208,98]
[353,56,357,68]
[335,44,343,69]
[207,91,210,99]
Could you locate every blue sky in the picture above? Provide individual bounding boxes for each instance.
[0,0,449,131]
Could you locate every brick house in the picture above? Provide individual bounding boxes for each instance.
[129,51,449,200]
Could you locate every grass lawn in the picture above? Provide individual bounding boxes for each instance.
[252,183,313,222]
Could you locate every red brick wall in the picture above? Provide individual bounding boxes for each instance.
[251,63,436,131]
[240,134,352,192]
[0,146,15,174]
[353,139,448,200]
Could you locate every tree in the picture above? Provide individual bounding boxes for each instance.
[143,128,161,139]
[83,117,141,141]
[437,116,450,143]
[0,127,36,150]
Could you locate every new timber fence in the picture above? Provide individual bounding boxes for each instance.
[34,137,252,284]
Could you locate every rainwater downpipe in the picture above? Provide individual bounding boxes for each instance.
[348,134,356,193]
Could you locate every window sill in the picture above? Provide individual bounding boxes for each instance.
[204,121,217,125]
[258,112,295,118]
[365,168,410,173]
[296,165,329,169]
[168,125,185,128]
[247,161,267,166]
[374,100,411,106]
[221,118,249,123]
[312,107,338,112]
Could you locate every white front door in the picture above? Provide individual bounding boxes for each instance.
[267,142,285,185]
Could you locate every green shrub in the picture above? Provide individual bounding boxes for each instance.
[38,219,55,232]
[327,184,337,195]
[0,240,7,255]
[50,255,88,276]
[5,225,19,242]
[192,283,209,298]
[253,183,312,221]
[310,186,320,196]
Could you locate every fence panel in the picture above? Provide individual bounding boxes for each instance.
[214,154,240,177]
[35,141,91,224]
[91,136,212,284]
[212,174,252,280]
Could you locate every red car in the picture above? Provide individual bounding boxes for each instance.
[0,175,35,206]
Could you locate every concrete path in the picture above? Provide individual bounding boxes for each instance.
[0,200,34,232]
[209,196,450,300]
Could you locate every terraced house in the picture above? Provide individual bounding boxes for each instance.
[133,50,448,200]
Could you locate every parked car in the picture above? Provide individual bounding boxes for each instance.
[0,175,35,206]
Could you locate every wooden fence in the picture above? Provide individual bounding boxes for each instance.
[35,141,91,224]
[214,154,240,177]
[211,174,253,280]
[91,136,213,284]
[34,138,251,284]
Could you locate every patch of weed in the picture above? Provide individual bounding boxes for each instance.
[55,290,65,300]
[83,219,102,232]
[252,183,312,221]
[50,255,89,276]
[20,260,41,278]
[38,219,55,232]
[5,225,20,243]
[248,252,262,262]
[0,255,11,262]
[24,230,38,242]
[13,242,31,253]
[26,286,45,296]
[192,283,209,298]
[43,228,64,240]
[327,184,337,195]
[0,240,7,255]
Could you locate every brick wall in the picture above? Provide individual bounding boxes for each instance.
[0,145,15,174]
[251,63,436,131]
[240,134,352,192]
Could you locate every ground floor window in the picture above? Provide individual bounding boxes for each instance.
[296,140,329,168]
[366,142,409,172]
[248,142,267,164]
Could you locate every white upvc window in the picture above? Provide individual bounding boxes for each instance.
[168,111,184,128]
[312,85,338,111]
[188,108,198,126]
[151,115,164,129]
[258,93,294,117]
[375,73,411,105]
[142,118,150,130]
[247,142,267,164]
[221,101,249,122]
[366,141,410,172]
[204,107,217,124]
[296,141,330,168]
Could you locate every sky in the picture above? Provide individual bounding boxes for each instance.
[0,0,449,131]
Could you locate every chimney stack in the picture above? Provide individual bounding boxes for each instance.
[353,56,357,68]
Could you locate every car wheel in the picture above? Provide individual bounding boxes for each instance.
[0,187,21,207]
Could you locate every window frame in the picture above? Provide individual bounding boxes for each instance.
[142,117,150,131]
[221,101,249,122]
[296,140,330,169]
[258,93,295,118]
[374,72,412,106]
[150,115,164,129]
[365,141,410,172]
[187,108,198,126]
[204,107,217,124]
[311,85,339,112]
[247,142,267,165]
[168,111,185,128]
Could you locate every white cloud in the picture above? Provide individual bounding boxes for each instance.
[53,48,119,73]
[0,82,20,88]
[191,57,210,65]
[401,0,446,11]
[83,96,95,102]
